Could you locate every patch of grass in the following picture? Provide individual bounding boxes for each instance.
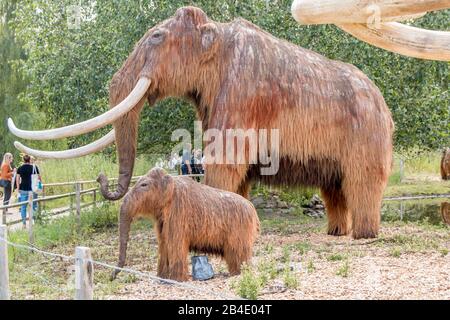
[384,182,450,197]
[379,234,440,253]
[439,248,448,257]
[307,260,315,273]
[390,248,402,258]
[336,260,350,278]
[233,265,262,300]
[293,241,311,255]
[327,253,344,262]
[257,259,278,281]
[283,267,299,289]
[280,246,291,264]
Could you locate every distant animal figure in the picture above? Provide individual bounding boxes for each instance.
[441,148,450,180]
[441,202,449,226]
[111,168,260,281]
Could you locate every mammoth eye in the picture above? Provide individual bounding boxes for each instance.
[149,31,165,44]
[140,183,149,188]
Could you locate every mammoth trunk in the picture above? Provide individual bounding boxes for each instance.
[111,204,133,280]
[98,84,148,201]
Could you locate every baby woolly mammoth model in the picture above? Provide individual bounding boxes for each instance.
[111,168,260,281]
[11,6,394,239]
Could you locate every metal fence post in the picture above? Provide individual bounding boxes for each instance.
[0,225,10,300]
[399,158,405,183]
[75,246,94,300]
[28,192,34,244]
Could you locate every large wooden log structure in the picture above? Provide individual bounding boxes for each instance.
[291,0,450,61]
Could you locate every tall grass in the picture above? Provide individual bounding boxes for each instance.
[36,154,154,183]
[390,150,443,185]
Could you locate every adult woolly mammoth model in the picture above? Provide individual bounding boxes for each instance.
[9,6,394,239]
[441,148,450,180]
[110,168,260,281]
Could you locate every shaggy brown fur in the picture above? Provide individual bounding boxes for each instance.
[111,168,260,282]
[98,6,394,239]
[441,202,450,226]
[441,148,450,180]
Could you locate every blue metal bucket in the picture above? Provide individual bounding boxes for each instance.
[191,256,214,281]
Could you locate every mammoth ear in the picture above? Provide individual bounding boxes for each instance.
[200,23,220,63]
[176,6,208,28]
[162,174,175,205]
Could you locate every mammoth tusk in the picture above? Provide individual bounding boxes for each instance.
[291,0,450,25]
[13,130,116,160]
[8,77,151,140]
[338,22,450,61]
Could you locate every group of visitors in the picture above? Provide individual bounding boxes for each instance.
[0,153,42,228]
[180,144,205,176]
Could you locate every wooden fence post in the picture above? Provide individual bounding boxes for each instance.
[28,192,34,244]
[75,246,94,300]
[75,183,81,223]
[0,224,10,300]
[42,185,46,213]
[93,189,97,208]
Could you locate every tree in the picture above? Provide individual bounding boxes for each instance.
[9,0,449,157]
[0,0,34,160]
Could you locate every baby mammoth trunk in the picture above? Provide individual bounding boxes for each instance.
[111,203,132,281]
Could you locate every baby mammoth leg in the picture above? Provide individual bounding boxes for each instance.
[166,241,190,281]
[224,241,252,275]
[157,242,169,279]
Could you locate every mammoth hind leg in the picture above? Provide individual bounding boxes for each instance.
[237,178,252,199]
[321,187,351,236]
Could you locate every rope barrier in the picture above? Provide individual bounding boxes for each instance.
[0,236,243,300]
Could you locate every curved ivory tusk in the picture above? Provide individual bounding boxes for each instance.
[14,130,116,160]
[8,77,151,140]
[291,0,450,25]
[338,22,450,61]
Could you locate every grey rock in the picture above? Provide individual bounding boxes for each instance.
[251,196,265,208]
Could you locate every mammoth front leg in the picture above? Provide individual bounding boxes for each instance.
[321,187,351,236]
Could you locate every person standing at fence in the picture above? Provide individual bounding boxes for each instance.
[0,153,16,213]
[181,143,192,175]
[16,155,42,229]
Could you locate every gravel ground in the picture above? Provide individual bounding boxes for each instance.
[102,220,450,300]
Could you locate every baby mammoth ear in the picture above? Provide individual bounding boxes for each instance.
[162,175,175,205]
[200,23,220,63]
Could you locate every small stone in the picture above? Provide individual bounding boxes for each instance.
[277,200,289,209]
[251,196,265,208]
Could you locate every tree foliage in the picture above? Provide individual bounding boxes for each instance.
[5,0,449,157]
[0,0,37,159]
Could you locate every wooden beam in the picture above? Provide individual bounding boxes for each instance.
[292,0,450,25]
[338,22,450,61]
